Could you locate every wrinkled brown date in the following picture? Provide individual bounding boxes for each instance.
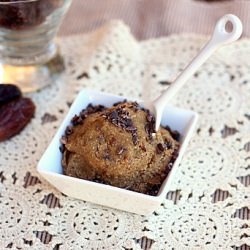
[0,98,35,142]
[0,84,22,106]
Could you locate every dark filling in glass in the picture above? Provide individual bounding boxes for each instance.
[0,0,63,30]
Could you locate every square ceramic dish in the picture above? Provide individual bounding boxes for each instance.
[37,89,198,215]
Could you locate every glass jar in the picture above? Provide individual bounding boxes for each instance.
[0,0,72,92]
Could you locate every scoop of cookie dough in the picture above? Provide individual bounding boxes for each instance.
[62,102,179,194]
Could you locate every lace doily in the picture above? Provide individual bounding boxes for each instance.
[0,20,249,249]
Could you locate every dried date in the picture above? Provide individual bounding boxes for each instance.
[0,84,22,106]
[0,98,35,142]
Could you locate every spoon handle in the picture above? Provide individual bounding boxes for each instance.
[154,14,242,130]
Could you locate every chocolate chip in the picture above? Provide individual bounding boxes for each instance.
[109,110,118,120]
[164,125,171,132]
[145,124,150,137]
[165,141,172,149]
[92,177,106,184]
[79,110,88,119]
[71,103,106,127]
[166,145,179,172]
[144,111,156,140]
[97,105,105,111]
[117,146,126,155]
[105,104,138,145]
[165,125,180,141]
[113,100,127,106]
[167,162,173,170]
[107,137,116,146]
[59,144,65,153]
[145,122,155,141]
[147,184,161,196]
[156,143,166,154]
[140,145,147,152]
[126,125,136,131]
[125,119,133,127]
[171,130,180,141]
[60,136,67,145]
[71,115,80,126]
[132,133,138,145]
[146,114,153,122]
[103,152,111,160]
[85,103,94,113]
[65,125,73,136]
[76,116,83,125]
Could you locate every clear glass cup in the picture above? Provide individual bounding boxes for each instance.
[0,0,72,92]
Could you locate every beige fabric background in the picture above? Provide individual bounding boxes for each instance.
[60,0,250,39]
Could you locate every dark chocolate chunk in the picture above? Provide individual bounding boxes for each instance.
[147,184,161,196]
[144,110,156,140]
[109,110,119,120]
[146,114,153,122]
[117,146,126,155]
[113,99,127,106]
[60,136,67,145]
[156,143,166,154]
[164,140,172,149]
[165,125,181,141]
[71,115,81,126]
[71,104,106,127]
[126,125,136,131]
[171,130,180,141]
[92,177,106,184]
[65,125,73,136]
[132,133,138,145]
[103,152,111,160]
[105,104,138,145]
[140,145,147,152]
[59,144,65,153]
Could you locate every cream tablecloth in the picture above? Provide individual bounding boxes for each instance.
[0,21,249,249]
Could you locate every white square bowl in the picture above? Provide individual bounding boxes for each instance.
[37,89,198,215]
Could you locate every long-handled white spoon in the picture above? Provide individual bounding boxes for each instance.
[145,14,243,131]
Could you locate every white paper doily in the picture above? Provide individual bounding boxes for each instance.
[0,21,249,249]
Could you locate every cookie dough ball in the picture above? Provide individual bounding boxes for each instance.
[62,102,179,194]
